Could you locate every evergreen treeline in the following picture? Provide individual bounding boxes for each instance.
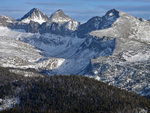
[0,67,40,85]
[0,67,23,85]
[0,75,150,113]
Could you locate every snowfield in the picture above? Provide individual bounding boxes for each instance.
[21,15,47,24]
[0,27,92,75]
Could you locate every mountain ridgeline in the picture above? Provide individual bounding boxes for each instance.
[1,8,80,36]
[1,8,150,39]
[0,8,123,37]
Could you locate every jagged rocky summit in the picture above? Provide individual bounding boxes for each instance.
[0,8,80,36]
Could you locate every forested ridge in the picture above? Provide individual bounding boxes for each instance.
[0,67,149,113]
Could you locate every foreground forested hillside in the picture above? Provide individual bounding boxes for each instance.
[0,67,150,113]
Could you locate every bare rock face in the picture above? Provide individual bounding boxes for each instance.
[77,9,119,38]
[39,9,80,36]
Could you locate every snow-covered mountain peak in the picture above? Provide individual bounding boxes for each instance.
[0,15,14,22]
[55,9,65,14]
[0,15,16,26]
[39,9,80,35]
[104,9,119,20]
[28,8,40,13]
[105,9,119,16]
[77,9,120,38]
[49,9,72,23]
[20,8,49,24]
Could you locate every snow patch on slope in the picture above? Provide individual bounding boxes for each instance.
[21,15,46,24]
[0,27,65,71]
[0,98,19,111]
[66,20,79,31]
[123,52,150,62]
[51,16,71,23]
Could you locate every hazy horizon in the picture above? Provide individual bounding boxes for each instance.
[1,0,150,22]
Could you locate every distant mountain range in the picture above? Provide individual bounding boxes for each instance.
[0,8,79,36]
[0,8,150,99]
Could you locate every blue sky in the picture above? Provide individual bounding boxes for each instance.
[1,0,150,22]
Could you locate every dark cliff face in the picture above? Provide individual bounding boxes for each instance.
[39,22,78,36]
[26,21,40,33]
[76,16,102,38]
[7,22,40,33]
[76,9,120,38]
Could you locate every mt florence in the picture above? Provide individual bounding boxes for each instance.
[0,7,150,113]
